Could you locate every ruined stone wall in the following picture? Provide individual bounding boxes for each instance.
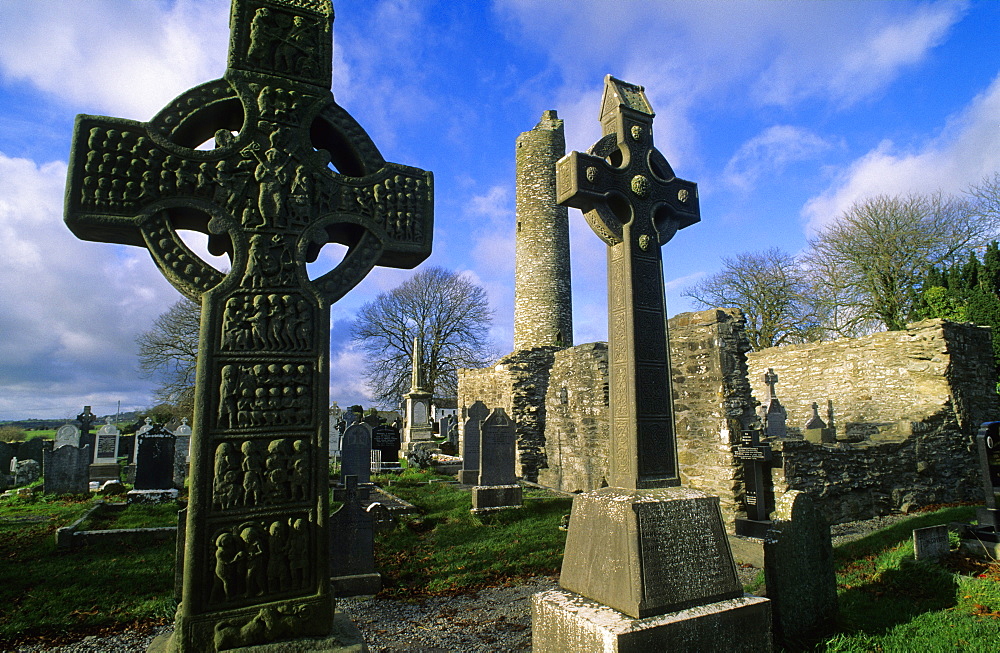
[669,309,758,528]
[748,319,1000,522]
[457,347,559,481]
[538,343,609,492]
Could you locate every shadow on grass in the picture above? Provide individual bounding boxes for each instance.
[833,506,976,564]
[837,558,959,636]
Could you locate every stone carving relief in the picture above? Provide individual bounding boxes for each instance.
[211,515,311,604]
[214,437,311,510]
[217,363,312,429]
[222,292,313,352]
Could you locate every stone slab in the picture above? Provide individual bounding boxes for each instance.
[913,524,950,561]
[126,488,179,505]
[148,610,368,652]
[531,588,771,653]
[471,484,523,513]
[89,462,120,483]
[331,573,382,598]
[560,486,742,619]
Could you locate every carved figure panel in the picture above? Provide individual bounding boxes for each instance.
[222,292,314,352]
[211,514,312,605]
[217,363,313,429]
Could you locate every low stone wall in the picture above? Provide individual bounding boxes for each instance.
[748,318,1000,522]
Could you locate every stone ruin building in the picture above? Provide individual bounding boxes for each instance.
[458,111,1000,527]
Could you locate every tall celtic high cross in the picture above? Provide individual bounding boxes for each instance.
[556,75,699,490]
[64,1,432,650]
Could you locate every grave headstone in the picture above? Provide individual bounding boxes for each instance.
[64,0,431,647]
[329,475,381,596]
[173,418,192,489]
[734,428,775,538]
[89,417,121,484]
[0,442,15,488]
[43,444,91,495]
[804,402,835,443]
[459,401,489,484]
[402,337,433,450]
[341,423,372,485]
[472,408,522,513]
[55,423,81,449]
[17,438,46,467]
[763,490,838,648]
[913,524,950,561]
[533,76,770,651]
[371,423,401,471]
[761,368,787,439]
[975,421,1000,540]
[134,424,176,490]
[13,459,40,487]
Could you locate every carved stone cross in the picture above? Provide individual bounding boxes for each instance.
[64,1,432,650]
[764,368,778,400]
[555,75,699,489]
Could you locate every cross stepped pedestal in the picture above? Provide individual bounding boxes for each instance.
[531,76,770,652]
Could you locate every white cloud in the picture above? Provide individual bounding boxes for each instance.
[0,0,229,120]
[725,125,835,190]
[0,153,182,418]
[803,71,1000,234]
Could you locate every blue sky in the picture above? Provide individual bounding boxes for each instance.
[2,0,1000,419]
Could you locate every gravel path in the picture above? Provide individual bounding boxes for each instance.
[9,512,917,652]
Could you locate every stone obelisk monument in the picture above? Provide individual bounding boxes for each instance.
[402,337,433,451]
[64,1,432,650]
[531,76,771,651]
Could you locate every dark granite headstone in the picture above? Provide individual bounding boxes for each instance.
[43,445,91,495]
[734,428,775,538]
[472,407,522,513]
[763,491,838,648]
[341,423,372,485]
[371,424,401,467]
[17,438,45,467]
[459,401,489,484]
[329,475,380,596]
[134,425,176,490]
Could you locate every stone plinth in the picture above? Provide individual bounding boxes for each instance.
[560,487,742,619]
[532,589,770,653]
[471,484,523,513]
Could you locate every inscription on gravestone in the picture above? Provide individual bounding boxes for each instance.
[63,0,432,649]
[734,428,775,538]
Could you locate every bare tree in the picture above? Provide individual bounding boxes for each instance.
[804,192,991,331]
[352,267,497,407]
[684,248,817,350]
[136,298,200,416]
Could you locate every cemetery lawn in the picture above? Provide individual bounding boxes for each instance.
[822,505,1000,652]
[0,494,175,648]
[374,469,571,595]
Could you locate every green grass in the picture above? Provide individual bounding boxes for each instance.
[817,505,1000,652]
[78,501,182,530]
[0,494,176,647]
[374,468,571,595]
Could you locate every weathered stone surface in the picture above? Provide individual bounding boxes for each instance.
[913,524,950,561]
[514,110,573,351]
[330,476,380,597]
[559,487,742,619]
[478,408,517,486]
[763,491,837,648]
[340,424,371,485]
[470,484,523,513]
[458,401,488,484]
[402,338,433,450]
[532,589,771,653]
[43,444,91,495]
[62,0,432,649]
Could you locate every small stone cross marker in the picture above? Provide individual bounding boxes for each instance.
[556,75,699,489]
[764,368,778,399]
[63,1,432,650]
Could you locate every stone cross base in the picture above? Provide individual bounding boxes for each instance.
[89,463,120,483]
[147,609,369,653]
[471,484,523,513]
[126,489,179,505]
[332,572,382,598]
[402,427,434,450]
[557,487,755,620]
[531,589,771,653]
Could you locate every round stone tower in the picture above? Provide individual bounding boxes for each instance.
[514,110,573,351]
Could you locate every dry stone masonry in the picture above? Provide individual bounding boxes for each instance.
[514,110,573,351]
